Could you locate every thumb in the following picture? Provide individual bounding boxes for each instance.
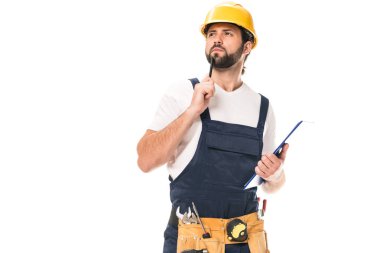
[279,143,289,161]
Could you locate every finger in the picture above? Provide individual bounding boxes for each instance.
[203,86,215,99]
[255,166,267,177]
[257,161,269,174]
[260,157,278,177]
[265,153,282,170]
[205,93,213,99]
[196,83,213,94]
[279,143,289,161]
[257,156,272,173]
[261,154,275,167]
[203,80,215,90]
[203,88,213,98]
[257,160,266,168]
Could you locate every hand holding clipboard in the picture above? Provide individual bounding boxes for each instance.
[243,120,305,190]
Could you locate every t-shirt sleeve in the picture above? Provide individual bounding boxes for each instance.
[148,82,192,131]
[262,103,276,154]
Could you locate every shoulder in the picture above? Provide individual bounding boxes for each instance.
[164,78,195,99]
[244,83,275,122]
[158,78,197,111]
[240,84,268,109]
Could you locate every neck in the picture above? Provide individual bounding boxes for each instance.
[212,61,244,92]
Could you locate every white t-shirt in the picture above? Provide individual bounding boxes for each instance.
[149,79,276,180]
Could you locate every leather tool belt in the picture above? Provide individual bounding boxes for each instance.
[177,212,269,253]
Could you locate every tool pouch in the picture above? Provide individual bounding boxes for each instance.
[177,223,223,253]
[247,230,270,253]
[177,213,269,253]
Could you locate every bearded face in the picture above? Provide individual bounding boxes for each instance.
[205,42,244,68]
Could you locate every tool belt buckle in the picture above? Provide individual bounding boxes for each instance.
[226,218,248,242]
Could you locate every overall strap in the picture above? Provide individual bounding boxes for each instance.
[188,78,211,121]
[257,94,269,138]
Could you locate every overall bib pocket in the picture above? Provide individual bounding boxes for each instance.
[205,130,261,186]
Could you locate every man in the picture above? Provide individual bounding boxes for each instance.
[137,2,289,252]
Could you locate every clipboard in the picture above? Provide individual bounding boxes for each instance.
[243,120,304,190]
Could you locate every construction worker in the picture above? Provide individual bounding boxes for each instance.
[137,2,289,252]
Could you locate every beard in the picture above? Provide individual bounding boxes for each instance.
[206,43,244,68]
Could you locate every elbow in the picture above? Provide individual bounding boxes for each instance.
[136,136,169,172]
[136,147,154,172]
[137,156,153,173]
[136,139,153,173]
[137,153,168,173]
[137,148,165,173]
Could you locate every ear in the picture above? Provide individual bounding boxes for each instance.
[243,41,253,55]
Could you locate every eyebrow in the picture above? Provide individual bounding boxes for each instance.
[207,28,235,33]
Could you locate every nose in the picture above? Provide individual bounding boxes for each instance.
[212,33,223,46]
[214,41,222,46]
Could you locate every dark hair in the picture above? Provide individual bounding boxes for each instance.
[239,26,254,75]
[239,26,254,45]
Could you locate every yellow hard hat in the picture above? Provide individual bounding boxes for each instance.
[200,2,257,48]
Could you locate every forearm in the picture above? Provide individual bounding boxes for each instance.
[137,108,198,172]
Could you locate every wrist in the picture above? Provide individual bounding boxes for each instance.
[185,106,201,121]
[262,170,286,193]
[264,168,284,183]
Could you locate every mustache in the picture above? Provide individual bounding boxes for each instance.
[210,45,226,54]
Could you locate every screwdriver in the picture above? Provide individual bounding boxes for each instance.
[192,202,211,239]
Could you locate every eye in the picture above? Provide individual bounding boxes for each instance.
[224,31,233,36]
[207,32,216,38]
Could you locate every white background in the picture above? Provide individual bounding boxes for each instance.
[1,0,380,252]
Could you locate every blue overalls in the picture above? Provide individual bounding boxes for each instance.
[163,78,269,253]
